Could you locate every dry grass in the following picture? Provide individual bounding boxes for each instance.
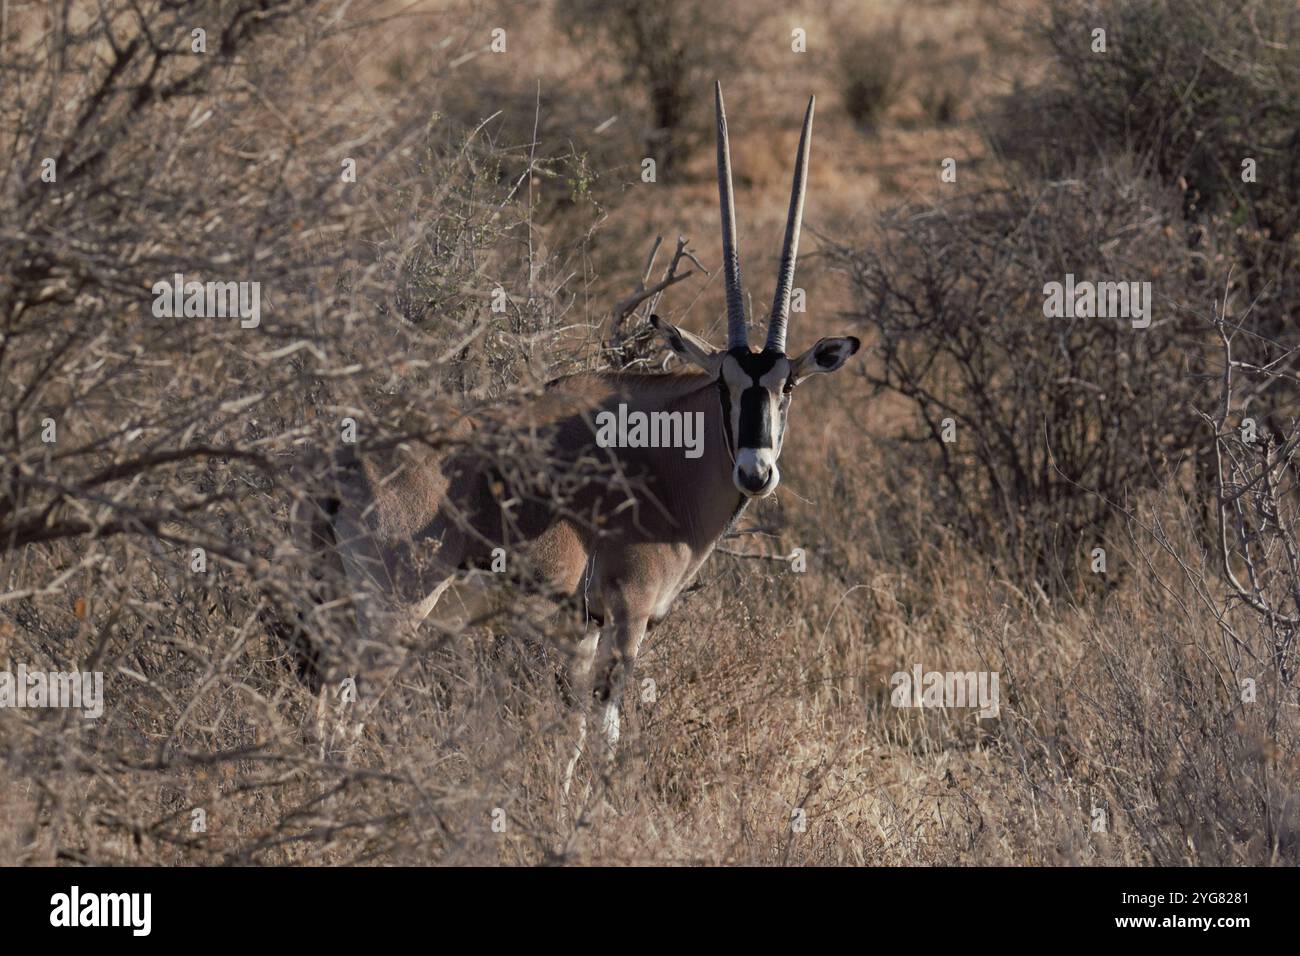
[0,0,1295,866]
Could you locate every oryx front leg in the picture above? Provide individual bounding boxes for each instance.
[591,613,649,762]
[561,627,600,799]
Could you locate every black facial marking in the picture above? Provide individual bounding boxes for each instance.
[716,378,734,451]
[738,386,772,447]
[728,348,782,377]
[722,350,784,450]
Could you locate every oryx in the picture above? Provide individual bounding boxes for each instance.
[298,83,860,777]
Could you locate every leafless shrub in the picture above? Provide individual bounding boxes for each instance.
[0,0,663,864]
[834,21,903,133]
[979,307,1300,864]
[829,164,1220,589]
[1199,316,1300,689]
[995,0,1300,341]
[554,0,758,174]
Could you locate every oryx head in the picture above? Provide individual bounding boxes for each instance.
[652,83,860,498]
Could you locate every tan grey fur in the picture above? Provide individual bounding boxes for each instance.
[304,371,743,751]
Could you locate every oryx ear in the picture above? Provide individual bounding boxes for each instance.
[790,336,860,382]
[650,314,724,374]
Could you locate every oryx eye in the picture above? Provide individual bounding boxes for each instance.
[782,378,795,394]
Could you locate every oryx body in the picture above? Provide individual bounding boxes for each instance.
[303,84,860,772]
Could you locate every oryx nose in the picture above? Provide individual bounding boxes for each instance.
[737,463,771,492]
[734,447,776,495]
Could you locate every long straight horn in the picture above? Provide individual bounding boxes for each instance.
[715,82,747,350]
[766,95,815,354]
